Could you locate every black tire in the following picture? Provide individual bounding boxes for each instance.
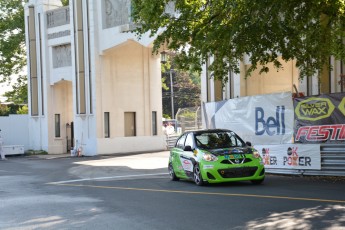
[168,163,179,181]
[193,164,204,186]
[251,177,264,185]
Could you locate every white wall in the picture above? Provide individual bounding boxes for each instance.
[0,115,30,150]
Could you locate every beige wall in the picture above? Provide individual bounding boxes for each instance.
[241,58,299,96]
[48,80,73,153]
[96,40,162,139]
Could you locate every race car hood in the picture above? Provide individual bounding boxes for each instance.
[207,147,253,156]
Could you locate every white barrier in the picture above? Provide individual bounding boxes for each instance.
[3,145,25,156]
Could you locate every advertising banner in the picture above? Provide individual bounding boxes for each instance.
[294,93,345,143]
[203,92,294,145]
[255,144,321,170]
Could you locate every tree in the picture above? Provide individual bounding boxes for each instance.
[17,104,28,114]
[132,0,345,83]
[173,71,200,108]
[0,0,26,83]
[0,0,69,105]
[3,75,27,104]
[0,104,9,116]
[161,57,200,118]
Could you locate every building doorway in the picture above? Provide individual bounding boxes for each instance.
[124,112,136,137]
[66,122,74,152]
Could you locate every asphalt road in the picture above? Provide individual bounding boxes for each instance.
[0,151,344,230]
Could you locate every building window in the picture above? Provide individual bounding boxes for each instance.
[104,112,110,138]
[55,114,61,137]
[124,112,136,137]
[28,6,39,116]
[214,79,223,101]
[152,111,157,136]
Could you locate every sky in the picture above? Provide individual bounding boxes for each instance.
[0,83,12,102]
[0,76,17,102]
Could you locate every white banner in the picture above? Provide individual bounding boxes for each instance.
[203,92,294,145]
[254,144,321,170]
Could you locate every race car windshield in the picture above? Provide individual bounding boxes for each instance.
[195,131,245,149]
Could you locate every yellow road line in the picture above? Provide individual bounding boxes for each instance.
[51,183,345,204]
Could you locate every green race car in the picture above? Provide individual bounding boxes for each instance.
[168,129,265,186]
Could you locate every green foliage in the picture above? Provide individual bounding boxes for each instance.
[7,104,19,114]
[132,0,345,83]
[178,110,196,119]
[0,0,67,106]
[161,77,169,91]
[0,104,9,116]
[61,0,69,6]
[17,104,28,114]
[0,0,26,83]
[163,114,171,119]
[161,53,201,117]
[162,69,201,118]
[0,104,26,115]
[25,149,48,155]
[3,75,27,104]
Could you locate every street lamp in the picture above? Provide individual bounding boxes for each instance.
[161,51,175,119]
[160,51,167,64]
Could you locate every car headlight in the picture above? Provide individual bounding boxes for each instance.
[252,149,261,159]
[203,153,218,162]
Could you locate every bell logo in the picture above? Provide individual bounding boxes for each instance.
[255,106,285,136]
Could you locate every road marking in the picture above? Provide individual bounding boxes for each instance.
[47,173,169,184]
[50,183,345,204]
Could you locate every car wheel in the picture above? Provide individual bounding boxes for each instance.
[168,163,179,181]
[193,164,204,186]
[251,178,264,185]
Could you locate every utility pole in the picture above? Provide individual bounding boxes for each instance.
[170,69,175,119]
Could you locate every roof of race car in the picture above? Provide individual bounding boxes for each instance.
[187,129,233,135]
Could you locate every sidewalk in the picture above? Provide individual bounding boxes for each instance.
[24,150,170,160]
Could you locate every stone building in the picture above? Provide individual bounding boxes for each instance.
[24,0,165,155]
[202,52,344,102]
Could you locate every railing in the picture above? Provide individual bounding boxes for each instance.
[166,135,179,149]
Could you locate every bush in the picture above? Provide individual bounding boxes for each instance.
[25,150,48,155]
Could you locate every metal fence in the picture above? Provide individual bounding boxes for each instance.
[175,106,202,133]
[166,138,345,176]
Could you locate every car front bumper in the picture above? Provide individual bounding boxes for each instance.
[200,161,265,183]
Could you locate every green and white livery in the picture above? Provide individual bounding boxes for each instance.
[168,129,265,186]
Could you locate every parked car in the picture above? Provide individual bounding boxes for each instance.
[168,129,265,185]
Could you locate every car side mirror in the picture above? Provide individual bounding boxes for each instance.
[184,145,193,151]
[246,141,252,147]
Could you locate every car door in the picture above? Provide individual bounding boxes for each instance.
[170,134,188,178]
[179,133,196,179]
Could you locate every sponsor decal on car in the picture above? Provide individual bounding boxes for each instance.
[231,148,243,154]
[180,157,193,172]
[203,165,214,169]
